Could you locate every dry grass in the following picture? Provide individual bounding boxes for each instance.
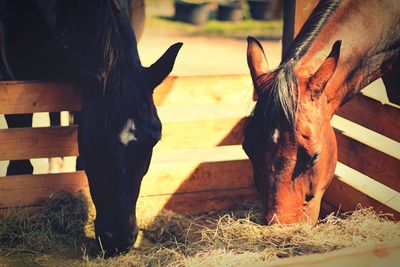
[1,192,400,266]
[0,192,89,252]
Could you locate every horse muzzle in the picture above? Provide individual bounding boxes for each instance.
[95,222,139,257]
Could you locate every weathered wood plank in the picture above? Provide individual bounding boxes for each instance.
[141,159,253,196]
[1,77,399,223]
[0,117,245,160]
[2,153,400,221]
[323,178,400,220]
[137,187,258,218]
[335,162,400,213]
[336,130,400,192]
[0,126,78,160]
[157,117,244,150]
[0,81,80,114]
[0,76,253,115]
[154,74,252,106]
[157,102,253,122]
[321,176,400,220]
[262,241,400,267]
[331,115,400,160]
[0,171,88,208]
[0,187,259,220]
[152,145,248,165]
[336,94,400,142]
[0,156,254,209]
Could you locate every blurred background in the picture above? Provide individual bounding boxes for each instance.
[139,0,283,75]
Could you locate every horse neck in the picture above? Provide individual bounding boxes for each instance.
[295,0,400,111]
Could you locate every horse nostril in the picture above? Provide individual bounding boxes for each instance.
[305,194,314,202]
[104,231,114,239]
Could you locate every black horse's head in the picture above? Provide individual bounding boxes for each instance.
[53,0,182,255]
[78,43,181,256]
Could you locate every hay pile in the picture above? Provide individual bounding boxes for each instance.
[0,191,92,266]
[1,192,400,266]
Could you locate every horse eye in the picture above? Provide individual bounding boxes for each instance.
[308,153,320,167]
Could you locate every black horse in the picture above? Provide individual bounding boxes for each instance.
[0,0,182,255]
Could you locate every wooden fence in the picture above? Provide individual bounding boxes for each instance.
[0,75,399,221]
[0,76,256,218]
[1,1,399,265]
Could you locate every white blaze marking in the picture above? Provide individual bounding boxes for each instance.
[272,128,280,144]
[119,119,137,145]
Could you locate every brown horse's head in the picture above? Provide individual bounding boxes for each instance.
[244,37,341,225]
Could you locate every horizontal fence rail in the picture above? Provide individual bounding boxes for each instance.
[0,76,399,220]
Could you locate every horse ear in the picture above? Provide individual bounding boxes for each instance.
[309,40,341,99]
[146,42,183,90]
[247,36,269,99]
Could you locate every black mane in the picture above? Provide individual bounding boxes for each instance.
[283,0,340,62]
[40,0,143,129]
[245,0,340,147]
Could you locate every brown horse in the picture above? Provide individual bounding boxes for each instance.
[244,0,400,225]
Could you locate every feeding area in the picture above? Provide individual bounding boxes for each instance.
[1,72,399,266]
[1,0,400,266]
[1,72,398,266]
[1,191,400,266]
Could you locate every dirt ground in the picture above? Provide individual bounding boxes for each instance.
[138,33,282,76]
